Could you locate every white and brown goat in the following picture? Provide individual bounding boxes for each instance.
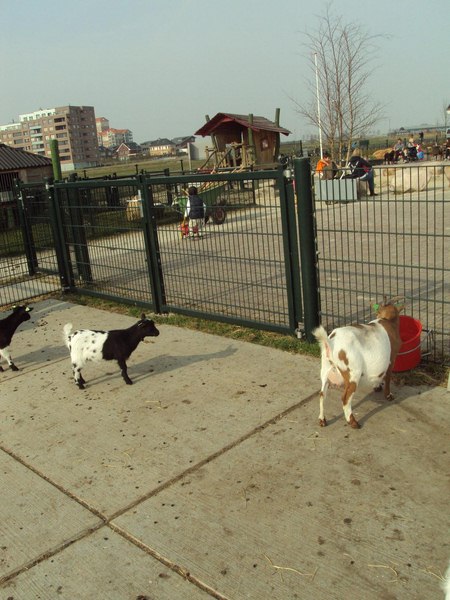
[313,300,403,429]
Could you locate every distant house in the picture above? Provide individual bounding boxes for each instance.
[195,112,290,166]
[144,138,176,158]
[99,127,134,149]
[98,145,114,161]
[172,135,195,153]
[114,142,141,161]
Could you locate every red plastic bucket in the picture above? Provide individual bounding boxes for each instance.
[393,315,422,372]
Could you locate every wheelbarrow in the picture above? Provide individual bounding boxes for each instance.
[174,182,227,226]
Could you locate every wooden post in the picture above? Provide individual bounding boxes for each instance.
[247,114,256,165]
[274,108,281,162]
[205,114,219,154]
[50,139,62,181]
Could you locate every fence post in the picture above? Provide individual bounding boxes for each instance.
[164,168,173,205]
[293,157,320,341]
[138,175,166,313]
[277,168,303,331]
[14,179,38,276]
[50,139,62,181]
[45,178,74,291]
[67,174,93,284]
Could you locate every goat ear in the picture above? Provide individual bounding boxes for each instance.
[25,306,32,312]
[140,313,146,320]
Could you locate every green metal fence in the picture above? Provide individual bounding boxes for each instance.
[51,169,303,334]
[1,169,303,335]
[0,181,62,304]
[2,160,448,361]
[311,161,450,360]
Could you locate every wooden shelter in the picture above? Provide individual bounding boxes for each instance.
[194,111,291,168]
[0,144,52,228]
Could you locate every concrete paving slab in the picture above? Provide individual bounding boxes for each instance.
[0,451,101,581]
[0,299,319,516]
[114,386,450,600]
[1,528,211,600]
[1,299,448,599]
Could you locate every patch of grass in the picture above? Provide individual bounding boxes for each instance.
[49,292,449,387]
[62,293,320,359]
[67,157,205,179]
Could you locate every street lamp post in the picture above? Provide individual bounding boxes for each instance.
[314,52,323,159]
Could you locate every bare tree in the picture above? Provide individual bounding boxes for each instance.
[293,5,385,164]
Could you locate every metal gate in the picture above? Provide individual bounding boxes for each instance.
[5,159,449,360]
[47,169,305,335]
[0,181,62,306]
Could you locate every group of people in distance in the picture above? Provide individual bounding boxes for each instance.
[384,136,425,164]
[316,149,377,196]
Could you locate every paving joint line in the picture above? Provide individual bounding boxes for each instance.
[0,391,316,590]
[109,523,232,600]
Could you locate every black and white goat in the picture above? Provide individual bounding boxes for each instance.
[0,305,33,372]
[313,299,403,429]
[63,314,160,389]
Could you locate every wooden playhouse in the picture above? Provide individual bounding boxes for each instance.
[194,111,291,170]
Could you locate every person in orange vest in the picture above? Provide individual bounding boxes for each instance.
[316,151,331,176]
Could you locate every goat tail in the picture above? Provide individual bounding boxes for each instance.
[313,325,328,345]
[313,325,332,358]
[63,323,73,347]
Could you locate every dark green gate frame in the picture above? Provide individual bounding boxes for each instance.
[12,167,320,339]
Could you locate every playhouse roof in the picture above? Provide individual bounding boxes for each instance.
[195,113,291,137]
[0,143,52,172]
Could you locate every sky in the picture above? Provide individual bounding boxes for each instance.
[1,0,449,144]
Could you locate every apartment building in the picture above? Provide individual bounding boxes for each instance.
[96,117,133,148]
[0,106,100,172]
[98,127,134,149]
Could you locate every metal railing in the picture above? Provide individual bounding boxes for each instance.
[312,162,449,359]
[2,160,449,361]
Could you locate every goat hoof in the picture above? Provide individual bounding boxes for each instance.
[77,383,85,390]
[386,393,394,401]
[319,418,327,427]
[349,415,360,429]
[10,364,19,371]
[0,366,4,372]
[125,379,133,385]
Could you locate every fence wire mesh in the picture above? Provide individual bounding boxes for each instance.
[313,163,449,359]
[2,161,449,362]
[0,182,60,305]
[155,176,290,326]
[56,180,154,305]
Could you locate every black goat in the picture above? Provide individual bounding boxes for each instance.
[63,313,160,389]
[0,305,33,372]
